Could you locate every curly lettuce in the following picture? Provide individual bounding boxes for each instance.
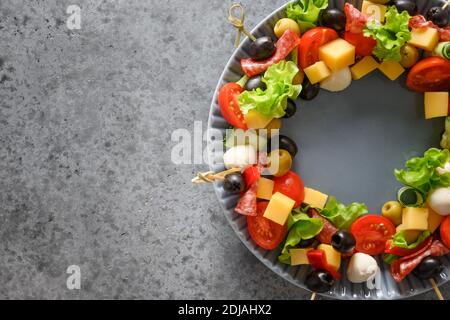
[391,230,431,249]
[278,208,323,264]
[320,196,368,230]
[286,0,329,33]
[363,6,411,62]
[394,148,450,196]
[238,60,302,118]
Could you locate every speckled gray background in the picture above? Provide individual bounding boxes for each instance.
[0,0,448,300]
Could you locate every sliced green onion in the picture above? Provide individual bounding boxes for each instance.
[434,42,450,60]
[397,187,424,207]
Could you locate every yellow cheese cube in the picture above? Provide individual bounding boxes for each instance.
[303,61,331,84]
[408,28,439,51]
[256,177,274,200]
[402,207,429,231]
[424,92,449,119]
[350,56,379,80]
[303,188,328,209]
[319,38,355,71]
[244,110,273,129]
[395,225,422,243]
[427,207,444,233]
[362,0,387,22]
[263,192,296,226]
[290,248,312,266]
[317,244,341,271]
[378,60,405,81]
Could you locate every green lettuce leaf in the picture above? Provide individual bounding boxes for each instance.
[278,209,323,264]
[394,148,450,196]
[391,230,431,249]
[238,60,302,118]
[363,6,411,62]
[286,0,329,33]
[320,196,368,230]
[441,117,450,150]
[383,253,398,265]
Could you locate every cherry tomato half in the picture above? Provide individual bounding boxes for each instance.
[350,215,395,256]
[440,216,450,249]
[273,171,305,208]
[298,27,338,70]
[247,201,287,250]
[343,31,376,57]
[218,82,247,129]
[406,57,450,92]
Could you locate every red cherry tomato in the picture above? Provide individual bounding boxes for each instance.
[406,57,450,92]
[350,215,396,255]
[218,82,247,129]
[247,201,287,250]
[272,171,305,208]
[298,27,339,70]
[243,166,260,188]
[343,31,376,57]
[440,216,450,249]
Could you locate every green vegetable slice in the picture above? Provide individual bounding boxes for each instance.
[441,117,450,150]
[391,230,431,249]
[286,0,329,33]
[383,253,399,265]
[394,148,450,197]
[278,208,323,265]
[363,6,411,62]
[320,196,368,230]
[238,60,302,118]
[397,186,424,207]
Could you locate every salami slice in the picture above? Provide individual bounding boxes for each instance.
[390,240,450,282]
[235,181,258,216]
[309,209,338,245]
[240,29,301,77]
[409,15,450,42]
[344,3,368,34]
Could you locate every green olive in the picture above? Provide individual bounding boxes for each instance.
[274,18,300,38]
[267,149,292,177]
[400,44,419,68]
[381,201,403,226]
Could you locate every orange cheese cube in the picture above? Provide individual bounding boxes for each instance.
[378,60,405,81]
[408,28,439,51]
[256,177,274,200]
[402,207,429,231]
[263,192,296,226]
[319,38,355,71]
[244,110,274,129]
[350,56,379,80]
[362,0,387,22]
[303,188,328,209]
[317,244,341,271]
[424,92,449,119]
[290,248,312,266]
[303,61,331,84]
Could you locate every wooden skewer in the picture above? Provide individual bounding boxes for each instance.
[310,292,316,300]
[443,0,450,10]
[430,279,444,300]
[191,167,241,184]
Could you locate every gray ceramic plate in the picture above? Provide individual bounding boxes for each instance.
[207,0,450,299]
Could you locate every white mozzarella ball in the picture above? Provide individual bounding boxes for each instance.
[428,187,450,216]
[347,253,379,283]
[320,67,352,92]
[223,145,257,169]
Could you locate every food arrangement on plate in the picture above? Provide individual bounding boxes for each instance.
[206,0,450,297]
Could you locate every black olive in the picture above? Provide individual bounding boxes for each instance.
[223,173,245,193]
[297,238,315,248]
[249,36,276,61]
[283,99,297,118]
[413,257,444,279]
[319,8,346,31]
[245,75,266,91]
[305,270,335,293]
[300,79,320,100]
[331,230,356,254]
[426,7,449,28]
[391,0,417,16]
[277,135,298,157]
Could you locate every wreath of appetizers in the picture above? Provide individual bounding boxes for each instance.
[212,1,450,294]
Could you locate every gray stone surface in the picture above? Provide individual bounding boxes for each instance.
[0,0,447,300]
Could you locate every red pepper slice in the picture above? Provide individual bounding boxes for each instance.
[218,80,247,129]
[385,236,433,257]
[240,29,301,77]
[243,165,260,189]
[307,249,342,280]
